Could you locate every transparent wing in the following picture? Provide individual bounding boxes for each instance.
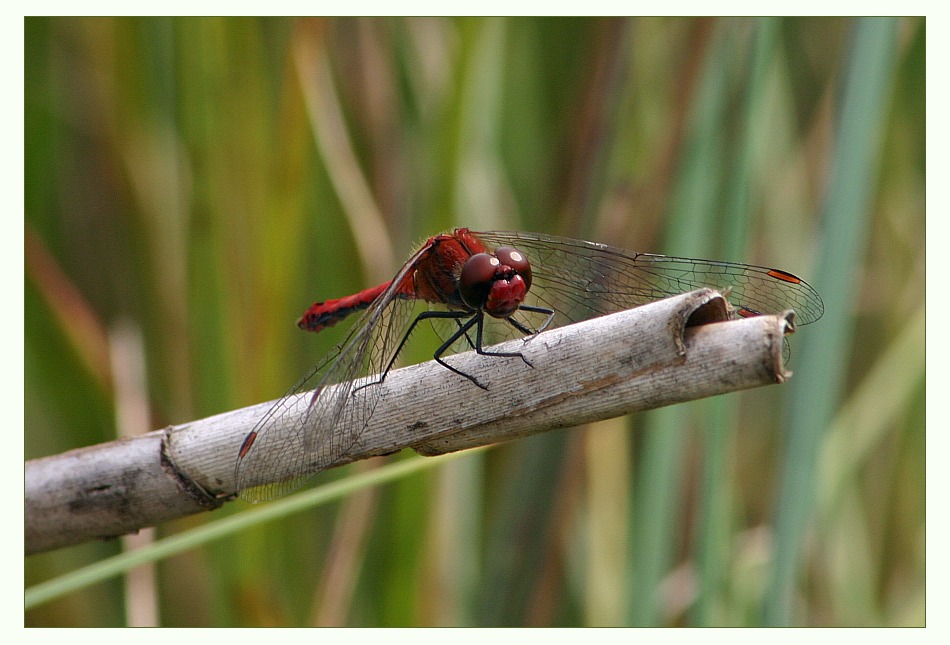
[235,247,433,502]
[474,230,824,328]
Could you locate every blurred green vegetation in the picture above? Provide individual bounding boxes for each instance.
[24,17,924,627]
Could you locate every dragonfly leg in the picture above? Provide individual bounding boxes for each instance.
[516,304,556,333]
[353,309,474,394]
[473,311,533,368]
[506,304,556,346]
[430,313,489,389]
[427,310,536,389]
[451,317,478,350]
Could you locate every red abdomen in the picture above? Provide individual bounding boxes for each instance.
[297,281,393,332]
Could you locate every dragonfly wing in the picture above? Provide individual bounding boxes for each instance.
[235,247,435,502]
[475,231,824,327]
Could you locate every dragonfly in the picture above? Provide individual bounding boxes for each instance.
[235,228,823,502]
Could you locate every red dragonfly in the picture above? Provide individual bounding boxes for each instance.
[235,228,823,501]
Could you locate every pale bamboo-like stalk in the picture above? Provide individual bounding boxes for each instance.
[25,290,797,555]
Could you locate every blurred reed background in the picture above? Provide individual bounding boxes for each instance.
[24,17,924,627]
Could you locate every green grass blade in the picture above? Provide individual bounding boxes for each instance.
[763,17,899,625]
[628,19,732,627]
[25,449,481,610]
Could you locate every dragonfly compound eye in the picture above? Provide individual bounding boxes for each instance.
[460,253,500,309]
[494,246,532,291]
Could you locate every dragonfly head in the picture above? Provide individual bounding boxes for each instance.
[459,246,532,318]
